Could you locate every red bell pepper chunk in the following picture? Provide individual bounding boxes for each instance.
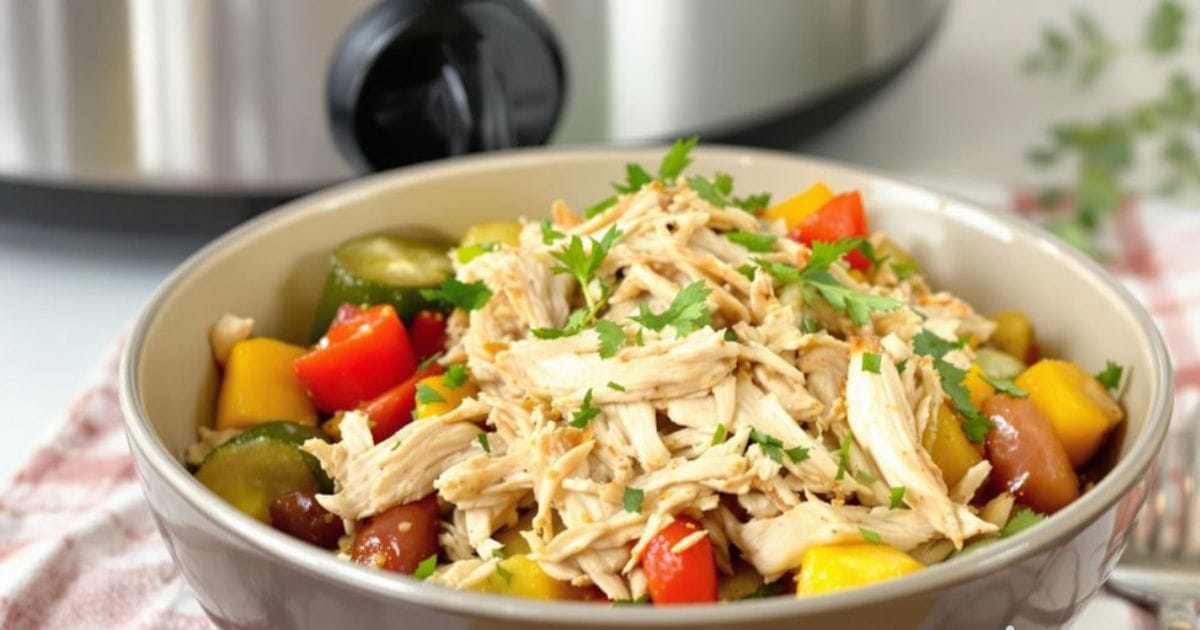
[357,362,444,443]
[293,304,417,413]
[641,516,718,605]
[790,190,871,271]
[408,310,448,362]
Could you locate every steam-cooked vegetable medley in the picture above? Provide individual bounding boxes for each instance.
[190,140,1126,604]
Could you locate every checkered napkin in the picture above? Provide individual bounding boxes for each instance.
[0,191,1194,629]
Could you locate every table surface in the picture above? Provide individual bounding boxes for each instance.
[0,0,1158,479]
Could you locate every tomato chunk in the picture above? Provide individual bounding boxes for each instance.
[641,516,718,605]
[269,490,345,549]
[790,191,870,270]
[293,304,417,412]
[408,310,448,362]
[350,494,440,574]
[357,362,445,442]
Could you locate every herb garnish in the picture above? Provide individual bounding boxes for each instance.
[859,527,883,545]
[443,363,468,389]
[726,231,777,252]
[983,374,1028,398]
[748,429,784,464]
[861,352,882,374]
[417,351,444,372]
[723,329,738,342]
[420,278,493,312]
[569,389,601,429]
[607,381,626,392]
[456,241,498,263]
[999,507,1046,538]
[736,263,757,281]
[889,486,907,510]
[540,219,564,245]
[584,196,618,218]
[1095,360,1124,390]
[495,564,513,585]
[631,281,713,336]
[413,554,438,580]
[912,330,991,443]
[623,486,645,513]
[835,434,852,481]
[785,446,810,464]
[415,382,445,405]
[533,227,623,339]
[711,424,728,445]
[595,319,627,359]
[477,432,491,453]
[756,239,905,326]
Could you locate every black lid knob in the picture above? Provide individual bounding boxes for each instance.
[328,0,565,172]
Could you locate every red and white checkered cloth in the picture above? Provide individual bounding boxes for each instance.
[0,190,1195,629]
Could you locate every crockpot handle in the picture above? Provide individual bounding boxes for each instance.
[328,0,564,173]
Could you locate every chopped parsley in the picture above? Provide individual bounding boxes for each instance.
[416,351,444,372]
[631,281,713,336]
[415,382,445,405]
[859,527,883,545]
[835,434,852,481]
[711,424,728,445]
[891,260,918,280]
[569,389,601,428]
[983,374,1028,398]
[1095,360,1124,391]
[477,432,491,453]
[456,241,498,263]
[420,277,493,312]
[658,136,699,182]
[443,363,469,389]
[635,328,645,346]
[584,196,617,218]
[999,507,1046,538]
[540,219,564,245]
[622,486,645,513]
[413,554,438,580]
[612,163,653,194]
[756,239,905,326]
[534,228,623,339]
[736,263,757,280]
[856,468,877,484]
[724,329,738,342]
[889,486,907,510]
[687,174,728,207]
[391,440,404,452]
[495,563,513,585]
[785,446,810,464]
[731,192,772,214]
[801,315,821,334]
[912,330,990,443]
[685,171,769,214]
[595,319,627,358]
[749,429,785,463]
[726,231,777,252]
[895,359,908,374]
[606,381,626,392]
[861,352,882,374]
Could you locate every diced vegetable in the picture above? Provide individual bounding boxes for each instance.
[414,367,478,420]
[293,304,417,413]
[796,543,922,596]
[963,364,995,410]
[975,347,1027,381]
[215,338,316,430]
[922,403,984,488]
[357,363,445,443]
[213,421,333,492]
[982,395,1080,514]
[456,221,523,263]
[762,182,834,231]
[790,191,871,271]
[195,434,326,522]
[269,490,345,549]
[349,494,440,574]
[408,310,448,361]
[989,311,1035,363]
[472,554,596,600]
[641,516,718,604]
[311,235,453,339]
[1015,359,1124,467]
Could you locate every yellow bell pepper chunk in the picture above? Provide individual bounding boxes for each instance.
[963,364,995,409]
[990,311,1035,362]
[1015,359,1124,467]
[797,543,923,596]
[921,403,983,487]
[472,555,592,601]
[414,370,478,419]
[762,182,834,231]
[216,338,316,430]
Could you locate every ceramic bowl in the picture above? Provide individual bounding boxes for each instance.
[120,146,1172,629]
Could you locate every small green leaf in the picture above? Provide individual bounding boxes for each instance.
[723,329,737,342]
[889,486,907,510]
[607,381,626,392]
[631,281,712,337]
[658,136,700,182]
[495,563,513,585]
[835,434,852,481]
[859,527,883,545]
[595,319,627,359]
[613,163,653,194]
[540,219,564,245]
[421,278,493,312]
[999,507,1046,537]
[443,363,469,389]
[415,382,446,405]
[477,432,491,453]
[623,486,645,513]
[726,231,777,252]
[714,171,734,195]
[785,446,810,464]
[584,196,617,218]
[711,423,728,445]
[417,351,444,372]
[736,264,757,281]
[413,554,438,580]
[861,352,882,374]
[569,389,601,429]
[1146,0,1185,55]
[1094,360,1124,390]
[983,374,1028,398]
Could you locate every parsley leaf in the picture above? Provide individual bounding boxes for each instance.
[595,319,627,359]
[456,241,498,263]
[443,363,468,389]
[613,163,653,194]
[607,381,626,392]
[477,432,491,453]
[861,352,882,374]
[859,527,883,545]
[569,389,601,429]
[785,446,810,464]
[1095,360,1124,390]
[749,429,784,463]
[835,434,852,481]
[532,307,590,340]
[895,358,908,374]
[731,192,772,214]
[540,219,564,245]
[687,174,728,207]
[983,374,1028,398]
[584,196,617,218]
[891,260,918,280]
[415,382,445,405]
[635,329,645,346]
[711,424,728,445]
[657,136,699,182]
[622,486,645,513]
[935,359,992,443]
[714,171,734,195]
[999,507,1046,538]
[801,315,821,334]
[726,231,777,252]
[736,263,757,281]
[889,486,907,510]
[723,329,738,342]
[755,238,905,326]
[495,564,513,584]
[631,281,712,336]
[420,278,493,312]
[413,554,438,580]
[912,329,966,359]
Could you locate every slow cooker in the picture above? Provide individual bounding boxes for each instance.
[0,0,946,218]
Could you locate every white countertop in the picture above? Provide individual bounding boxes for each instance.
[0,0,1159,480]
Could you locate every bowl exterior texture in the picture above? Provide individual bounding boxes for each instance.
[122,147,1171,629]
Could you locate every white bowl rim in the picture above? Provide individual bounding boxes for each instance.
[120,144,1173,625]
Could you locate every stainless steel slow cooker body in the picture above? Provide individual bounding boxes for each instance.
[0,0,946,195]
